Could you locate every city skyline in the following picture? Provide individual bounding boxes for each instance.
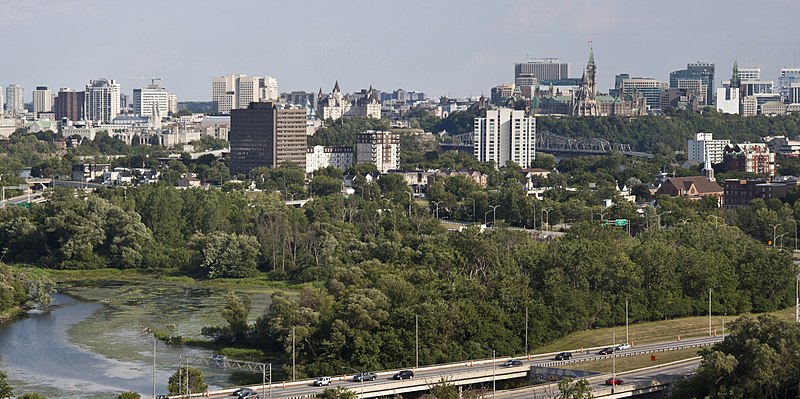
[2,0,799,101]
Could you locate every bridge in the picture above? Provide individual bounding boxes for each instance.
[192,336,719,399]
[536,131,654,158]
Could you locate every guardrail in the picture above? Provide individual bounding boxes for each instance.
[198,338,719,399]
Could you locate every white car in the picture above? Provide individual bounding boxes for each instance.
[313,377,332,386]
[615,343,632,350]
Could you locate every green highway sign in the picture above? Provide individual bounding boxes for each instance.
[615,219,628,226]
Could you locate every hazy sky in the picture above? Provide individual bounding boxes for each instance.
[2,0,799,101]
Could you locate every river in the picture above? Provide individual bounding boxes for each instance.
[0,282,272,398]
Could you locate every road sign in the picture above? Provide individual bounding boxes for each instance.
[615,219,628,226]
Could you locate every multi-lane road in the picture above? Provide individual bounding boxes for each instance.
[198,335,720,399]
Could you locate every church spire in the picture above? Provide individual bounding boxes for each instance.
[588,46,595,68]
[731,59,740,88]
[333,80,341,93]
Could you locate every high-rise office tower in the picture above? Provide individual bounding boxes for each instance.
[514,58,569,85]
[5,84,24,114]
[133,85,173,117]
[473,108,536,168]
[84,79,121,123]
[620,77,663,110]
[737,67,761,81]
[32,86,54,114]
[229,102,307,174]
[686,62,714,104]
[778,68,800,101]
[55,88,85,121]
[211,74,280,114]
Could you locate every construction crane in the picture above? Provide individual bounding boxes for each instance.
[125,75,162,86]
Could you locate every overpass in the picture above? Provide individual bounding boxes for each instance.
[191,336,719,399]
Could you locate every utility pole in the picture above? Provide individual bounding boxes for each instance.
[415,314,419,369]
[153,337,156,399]
[611,331,616,394]
[709,288,712,336]
[525,307,529,355]
[625,299,629,345]
[292,326,296,381]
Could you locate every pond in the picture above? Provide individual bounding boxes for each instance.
[0,280,273,398]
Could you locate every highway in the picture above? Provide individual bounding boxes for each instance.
[195,336,720,399]
[496,358,701,398]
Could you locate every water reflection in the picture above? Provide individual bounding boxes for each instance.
[0,283,270,399]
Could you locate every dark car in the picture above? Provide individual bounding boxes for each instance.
[232,387,255,397]
[499,359,523,367]
[241,394,259,399]
[156,396,169,399]
[554,352,572,360]
[353,372,378,382]
[598,347,615,355]
[605,378,623,386]
[393,370,414,380]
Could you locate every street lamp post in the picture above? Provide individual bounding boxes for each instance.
[796,273,800,323]
[679,218,691,226]
[484,346,496,399]
[657,210,672,229]
[342,366,364,399]
[542,208,552,231]
[432,201,442,219]
[406,191,413,217]
[770,223,781,247]
[625,299,629,345]
[490,205,500,225]
[778,233,789,249]
[710,215,721,228]
[790,219,798,251]
[465,197,475,222]
[709,285,722,336]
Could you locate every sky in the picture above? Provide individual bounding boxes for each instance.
[2,0,799,101]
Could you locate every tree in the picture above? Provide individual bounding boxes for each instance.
[670,314,800,398]
[558,377,592,399]
[116,392,141,399]
[16,395,47,399]
[311,175,342,197]
[0,370,12,398]
[317,387,357,399]
[222,292,252,343]
[188,231,260,278]
[427,377,459,399]
[167,367,207,396]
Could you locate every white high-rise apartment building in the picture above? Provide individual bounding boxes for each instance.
[133,85,173,118]
[688,132,730,165]
[5,84,24,114]
[84,78,121,123]
[32,86,54,114]
[211,74,280,113]
[0,90,4,114]
[738,67,761,81]
[473,108,536,168]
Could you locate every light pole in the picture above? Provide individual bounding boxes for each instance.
[796,273,800,323]
[406,191,413,217]
[679,218,691,226]
[790,219,798,251]
[625,299,629,345]
[432,201,442,219]
[490,205,500,225]
[484,346,496,399]
[292,326,296,381]
[778,233,789,249]
[342,366,364,399]
[770,223,781,247]
[709,215,721,228]
[709,285,722,336]
[465,197,476,222]
[611,331,617,394]
[542,208,552,231]
[657,210,672,229]
[415,314,419,370]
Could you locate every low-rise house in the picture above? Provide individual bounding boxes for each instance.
[655,176,723,205]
